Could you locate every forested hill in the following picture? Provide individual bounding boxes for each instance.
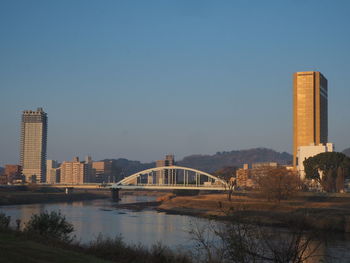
[103,158,155,178]
[106,148,292,176]
[177,148,292,173]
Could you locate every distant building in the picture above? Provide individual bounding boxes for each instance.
[0,175,7,185]
[85,156,92,163]
[92,161,113,183]
[0,165,23,184]
[0,167,7,184]
[46,160,59,183]
[84,156,95,183]
[47,160,58,170]
[155,154,175,184]
[236,164,252,188]
[47,168,60,184]
[46,160,60,184]
[236,162,278,189]
[20,108,48,183]
[5,164,23,183]
[251,162,278,169]
[60,157,93,184]
[293,72,328,167]
[297,143,334,179]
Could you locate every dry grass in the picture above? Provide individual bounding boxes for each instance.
[158,192,350,232]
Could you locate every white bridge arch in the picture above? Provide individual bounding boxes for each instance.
[111,165,228,190]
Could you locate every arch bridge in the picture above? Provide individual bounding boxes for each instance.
[110,166,228,190]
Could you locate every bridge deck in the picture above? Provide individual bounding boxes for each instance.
[110,185,226,190]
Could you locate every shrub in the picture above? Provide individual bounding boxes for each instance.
[86,234,130,261]
[85,234,192,263]
[0,212,10,229]
[190,210,323,263]
[23,210,74,243]
[173,189,199,196]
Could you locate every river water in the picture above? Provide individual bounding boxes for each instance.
[0,195,203,249]
[1,196,350,262]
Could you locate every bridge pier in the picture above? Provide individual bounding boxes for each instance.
[65,187,73,195]
[111,188,120,201]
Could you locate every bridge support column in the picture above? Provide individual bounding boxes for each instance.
[111,188,120,201]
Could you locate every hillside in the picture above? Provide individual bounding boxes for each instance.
[343,148,350,157]
[103,158,155,179]
[177,148,292,173]
[108,148,292,176]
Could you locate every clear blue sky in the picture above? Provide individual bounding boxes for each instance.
[1,0,349,165]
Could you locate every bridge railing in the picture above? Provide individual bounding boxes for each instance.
[134,183,226,188]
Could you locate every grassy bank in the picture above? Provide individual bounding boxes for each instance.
[0,228,191,263]
[0,230,109,263]
[157,192,350,232]
[0,186,109,206]
[0,206,192,263]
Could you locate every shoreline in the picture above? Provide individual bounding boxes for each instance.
[121,193,350,233]
[0,188,168,207]
[0,188,110,206]
[3,188,350,233]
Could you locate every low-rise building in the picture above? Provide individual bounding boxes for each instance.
[1,165,23,184]
[92,161,113,183]
[236,162,278,189]
[236,164,253,188]
[47,167,60,184]
[46,160,59,184]
[60,157,93,184]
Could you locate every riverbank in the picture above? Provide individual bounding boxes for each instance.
[0,186,109,206]
[0,230,109,263]
[156,192,350,232]
[0,227,191,263]
[0,186,171,207]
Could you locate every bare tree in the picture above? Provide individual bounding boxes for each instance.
[189,221,225,263]
[213,166,237,201]
[190,206,324,263]
[256,167,300,203]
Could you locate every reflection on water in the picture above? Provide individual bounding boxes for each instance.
[1,196,350,261]
[0,196,203,249]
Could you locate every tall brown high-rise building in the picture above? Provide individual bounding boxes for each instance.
[293,71,328,167]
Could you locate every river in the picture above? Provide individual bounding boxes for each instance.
[1,195,350,262]
[0,195,204,249]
